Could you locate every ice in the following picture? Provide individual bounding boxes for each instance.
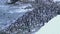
[0,0,33,30]
[53,0,60,2]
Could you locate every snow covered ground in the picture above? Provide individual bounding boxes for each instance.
[53,0,60,2]
[35,15,60,34]
[0,0,33,30]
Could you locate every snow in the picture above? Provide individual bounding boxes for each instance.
[35,15,60,34]
[0,0,33,30]
[53,0,60,2]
